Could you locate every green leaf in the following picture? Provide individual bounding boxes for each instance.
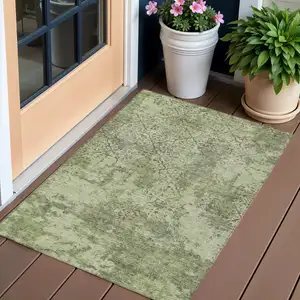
[271,55,280,66]
[279,19,285,31]
[284,66,292,74]
[244,27,255,34]
[284,10,289,24]
[294,71,300,83]
[229,52,241,65]
[229,65,238,73]
[242,44,256,53]
[279,36,287,42]
[266,37,274,44]
[257,51,269,68]
[289,13,300,32]
[266,8,279,27]
[282,46,289,54]
[239,54,254,68]
[259,28,268,35]
[287,46,295,57]
[283,53,290,61]
[221,34,232,42]
[272,2,279,14]
[294,44,300,55]
[273,74,282,86]
[254,65,269,76]
[274,81,283,94]
[251,6,266,19]
[242,66,250,76]
[250,56,258,68]
[275,47,282,56]
[281,72,291,85]
[275,40,282,47]
[266,22,277,32]
[287,59,296,72]
[267,30,278,37]
[228,19,245,25]
[272,64,282,76]
[248,38,264,45]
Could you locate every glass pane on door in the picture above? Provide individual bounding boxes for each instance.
[50,0,75,20]
[18,36,46,104]
[51,16,76,79]
[16,0,107,107]
[81,0,106,57]
[16,0,44,40]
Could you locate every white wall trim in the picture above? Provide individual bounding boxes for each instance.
[0,0,139,210]
[234,0,263,83]
[124,0,139,87]
[0,0,14,206]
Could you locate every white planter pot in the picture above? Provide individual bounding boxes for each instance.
[160,19,219,99]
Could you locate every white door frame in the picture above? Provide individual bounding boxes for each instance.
[234,0,263,82]
[0,0,14,207]
[0,0,139,209]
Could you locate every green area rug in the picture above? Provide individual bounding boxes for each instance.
[0,91,291,299]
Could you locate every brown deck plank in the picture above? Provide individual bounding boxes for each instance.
[207,84,244,114]
[233,105,262,123]
[151,77,226,107]
[0,237,5,246]
[242,190,300,300]
[151,78,170,96]
[0,255,74,300]
[0,240,40,297]
[103,285,149,300]
[51,269,112,300]
[186,78,226,107]
[271,112,300,133]
[291,279,300,300]
[192,127,300,300]
[138,63,165,90]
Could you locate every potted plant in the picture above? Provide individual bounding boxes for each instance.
[146,0,224,99]
[222,4,300,124]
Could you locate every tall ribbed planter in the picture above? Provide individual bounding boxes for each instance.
[160,19,219,99]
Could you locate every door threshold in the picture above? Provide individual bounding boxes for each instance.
[0,85,136,214]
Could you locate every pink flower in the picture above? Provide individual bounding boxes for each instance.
[174,0,185,5]
[190,0,206,14]
[170,3,183,16]
[213,11,224,24]
[145,1,158,16]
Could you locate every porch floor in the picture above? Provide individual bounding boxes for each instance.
[1,66,300,300]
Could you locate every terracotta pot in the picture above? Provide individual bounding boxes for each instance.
[242,74,300,124]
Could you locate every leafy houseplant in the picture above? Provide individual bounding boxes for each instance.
[145,1,224,99]
[222,4,300,95]
[221,4,300,124]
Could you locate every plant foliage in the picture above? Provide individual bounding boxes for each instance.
[221,3,300,94]
[146,0,222,33]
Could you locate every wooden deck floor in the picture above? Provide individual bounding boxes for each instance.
[1,65,300,299]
